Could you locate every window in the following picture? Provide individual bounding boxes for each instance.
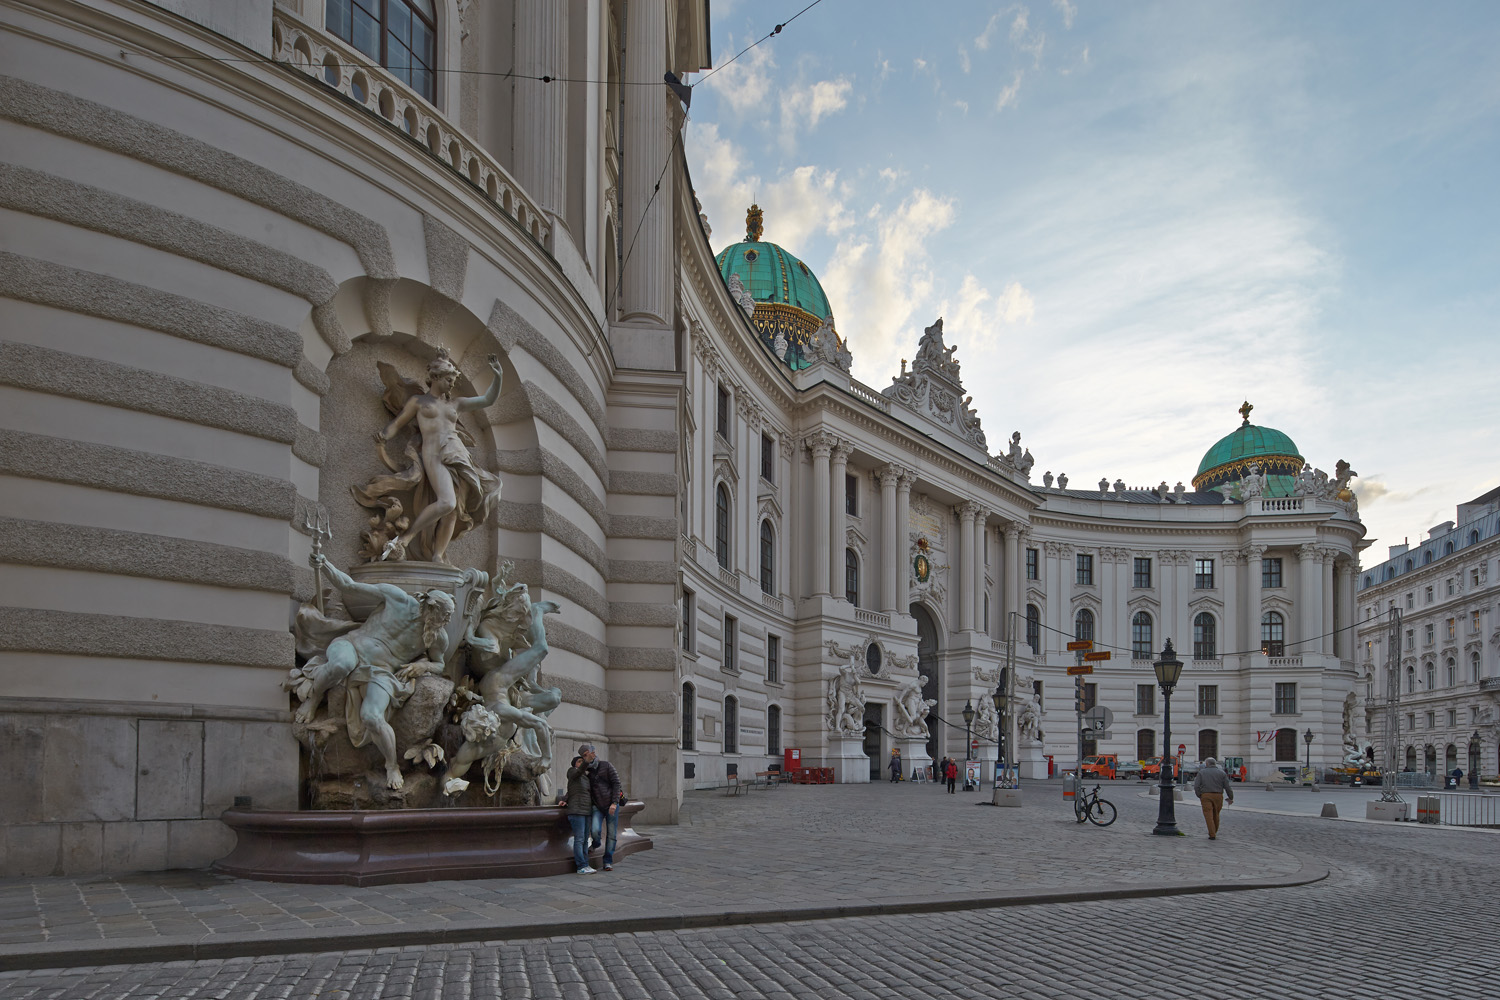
[1405,629,1414,651]
[1194,558,1215,589]
[1424,550,1434,565]
[1132,612,1153,660]
[1274,682,1297,715]
[1425,663,1434,689]
[1474,611,1483,634]
[1136,684,1155,716]
[1198,729,1219,761]
[1447,578,1456,596]
[1261,611,1284,655]
[722,615,737,672]
[326,0,437,102]
[1262,557,1283,588]
[1076,554,1094,586]
[1406,593,1414,610]
[1134,557,1152,589]
[760,433,774,482]
[1026,548,1038,580]
[681,589,695,653]
[766,634,780,684]
[759,520,775,595]
[866,643,882,674]
[767,705,781,756]
[1446,618,1455,639]
[1074,608,1095,642]
[1424,624,1434,646]
[681,683,695,750]
[1406,665,1414,693]
[1025,604,1041,654]
[1197,685,1218,717]
[1471,530,1481,545]
[1446,659,1455,687]
[715,383,730,439]
[1426,710,1435,730]
[1447,708,1457,729]
[845,549,860,606]
[723,696,738,753]
[983,594,990,633]
[1406,713,1415,732]
[1193,612,1217,661]
[845,474,858,516]
[1425,586,1434,604]
[1474,652,1482,684]
[1136,729,1156,761]
[715,484,731,569]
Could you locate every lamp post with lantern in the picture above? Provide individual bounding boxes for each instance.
[1469,730,1482,790]
[961,699,975,790]
[1303,727,1314,784]
[1152,640,1184,836]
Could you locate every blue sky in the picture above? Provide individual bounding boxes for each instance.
[683,1,1500,560]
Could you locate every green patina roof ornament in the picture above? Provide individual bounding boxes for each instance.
[1192,400,1304,497]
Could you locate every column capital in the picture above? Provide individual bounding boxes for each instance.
[879,464,907,488]
[804,430,838,459]
[1243,544,1266,561]
[1297,542,1318,559]
[831,440,854,462]
[1003,521,1024,540]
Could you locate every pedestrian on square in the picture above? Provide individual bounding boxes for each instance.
[1192,756,1235,840]
[944,758,958,794]
[1450,766,1463,789]
[579,743,623,871]
[560,754,596,874]
[888,749,902,782]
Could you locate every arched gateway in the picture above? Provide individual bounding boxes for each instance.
[912,605,942,763]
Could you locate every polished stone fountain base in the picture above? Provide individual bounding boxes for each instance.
[214,802,652,885]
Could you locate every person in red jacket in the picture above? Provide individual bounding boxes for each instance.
[944,758,958,794]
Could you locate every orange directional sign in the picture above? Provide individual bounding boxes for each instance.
[1083,651,1112,662]
[1066,665,1093,675]
[1066,640,1093,651]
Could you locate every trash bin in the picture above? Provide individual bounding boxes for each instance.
[1063,773,1077,799]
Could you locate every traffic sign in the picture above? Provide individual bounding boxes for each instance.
[1083,706,1114,729]
[1066,664,1093,676]
[1066,640,1093,651]
[1083,650,1111,662]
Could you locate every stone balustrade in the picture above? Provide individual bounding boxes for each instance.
[854,608,891,628]
[849,380,891,414]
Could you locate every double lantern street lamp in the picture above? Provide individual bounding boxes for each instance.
[1151,639,1184,836]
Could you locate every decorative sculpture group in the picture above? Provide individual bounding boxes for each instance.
[826,660,866,734]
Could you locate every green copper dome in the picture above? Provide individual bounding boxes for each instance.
[1192,402,1304,497]
[715,205,837,369]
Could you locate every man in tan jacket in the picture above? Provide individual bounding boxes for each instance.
[1192,757,1235,840]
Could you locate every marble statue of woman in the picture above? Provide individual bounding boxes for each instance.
[352,349,503,564]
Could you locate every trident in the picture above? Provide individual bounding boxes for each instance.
[303,508,332,614]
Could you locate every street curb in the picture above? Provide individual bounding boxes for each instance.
[0,857,1328,973]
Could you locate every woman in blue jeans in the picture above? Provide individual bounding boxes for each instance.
[562,754,595,874]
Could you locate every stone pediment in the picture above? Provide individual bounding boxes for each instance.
[883,318,989,458]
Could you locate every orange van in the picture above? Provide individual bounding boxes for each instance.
[1079,754,1119,780]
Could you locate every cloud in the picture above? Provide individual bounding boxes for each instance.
[701,39,774,118]
[781,77,853,134]
[1356,480,1390,504]
[975,10,1004,51]
[958,46,971,75]
[946,275,1036,346]
[1051,0,1076,30]
[996,71,1024,111]
[954,99,970,115]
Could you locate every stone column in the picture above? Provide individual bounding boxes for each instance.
[956,504,978,631]
[1298,543,1319,652]
[830,442,852,599]
[807,433,833,596]
[513,0,567,233]
[1338,561,1355,660]
[619,0,671,325]
[1099,549,1116,649]
[1222,552,1240,659]
[1004,524,1023,641]
[1246,545,1265,655]
[1044,542,1063,655]
[1321,549,1336,656]
[974,509,989,633]
[879,466,902,614]
[896,474,914,612]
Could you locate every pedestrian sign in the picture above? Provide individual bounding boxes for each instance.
[1066,640,1093,651]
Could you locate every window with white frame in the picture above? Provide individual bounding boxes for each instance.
[681,589,695,653]
[1076,553,1094,586]
[326,0,437,102]
[722,614,737,672]
[1274,682,1297,715]
[723,696,738,753]
[1136,683,1155,716]
[1074,608,1095,642]
[1193,612,1216,660]
[1194,558,1215,589]
[1131,612,1153,660]
[1133,557,1152,588]
[1197,684,1218,716]
[766,634,780,684]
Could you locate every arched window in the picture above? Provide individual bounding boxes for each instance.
[1425,663,1435,689]
[1405,558,1413,572]
[326,0,437,102]
[1193,612,1217,660]
[723,696,738,754]
[1136,728,1156,761]
[1424,550,1433,564]
[1406,665,1414,693]
[715,484,730,569]
[759,520,775,595]
[1131,612,1153,659]
[767,705,781,757]
[1025,604,1041,654]
[1074,608,1095,642]
[845,548,860,606]
[681,683,695,751]
[1445,658,1455,687]
[1364,575,1372,588]
[1261,611,1284,645]
[1385,566,1395,581]
[1470,530,1480,545]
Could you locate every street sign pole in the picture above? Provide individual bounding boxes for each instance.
[1075,649,1085,775]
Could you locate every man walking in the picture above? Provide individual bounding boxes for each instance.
[579,743,623,870]
[1192,756,1235,840]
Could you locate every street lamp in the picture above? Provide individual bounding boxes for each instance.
[1151,639,1184,836]
[1469,730,1482,790]
[992,681,1006,772]
[961,699,975,790]
[1303,728,1314,784]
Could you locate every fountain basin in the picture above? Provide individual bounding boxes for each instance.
[214,803,652,885]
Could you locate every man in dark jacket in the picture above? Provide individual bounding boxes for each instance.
[579,743,623,870]
[561,754,596,874]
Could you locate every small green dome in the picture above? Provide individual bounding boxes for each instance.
[715,205,836,370]
[1192,402,1304,496]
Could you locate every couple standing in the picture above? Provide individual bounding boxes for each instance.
[563,743,624,874]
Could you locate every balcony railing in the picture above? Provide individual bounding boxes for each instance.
[270,7,551,248]
[718,567,739,590]
[761,593,784,614]
[854,608,891,628]
[1251,497,1305,514]
[1480,677,1500,692]
[1266,656,1304,668]
[849,380,891,414]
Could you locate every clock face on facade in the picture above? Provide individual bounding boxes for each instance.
[914,553,931,583]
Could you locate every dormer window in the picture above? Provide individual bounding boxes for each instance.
[327,0,437,103]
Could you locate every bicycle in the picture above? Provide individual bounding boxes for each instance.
[1074,783,1117,827]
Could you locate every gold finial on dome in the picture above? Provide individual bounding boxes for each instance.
[1239,400,1253,425]
[745,204,763,242]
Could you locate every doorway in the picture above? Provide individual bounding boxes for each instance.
[1275,728,1298,762]
[863,702,884,780]
[912,604,941,760]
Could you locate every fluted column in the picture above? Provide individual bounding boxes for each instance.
[896,474,914,612]
[619,0,671,324]
[1004,524,1023,639]
[879,466,902,614]
[1337,562,1355,660]
[974,509,989,633]
[1222,552,1240,658]
[830,442,852,598]
[513,0,567,230]
[1298,543,1319,651]
[1246,545,1265,655]
[807,433,833,596]
[956,504,978,631]
[1321,549,1336,656]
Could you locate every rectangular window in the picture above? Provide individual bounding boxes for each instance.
[760,433,774,482]
[1447,708,1457,728]
[1406,713,1415,732]
[1033,679,1044,710]
[1136,684,1155,716]
[1262,557,1282,588]
[1425,586,1434,604]
[1446,618,1455,639]
[1425,624,1434,645]
[722,614,737,672]
[1194,558,1215,590]
[1474,612,1483,634]
[766,634,780,684]
[724,697,738,754]
[1406,593,1414,610]
[1447,579,1456,596]
[1026,548,1039,580]
[767,705,781,756]
[681,589,695,653]
[1274,682,1297,715]
[1406,629,1414,650]
[1134,557,1152,589]
[1473,568,1483,587]
[845,473,858,516]
[1426,711,1435,730]
[1197,685,1218,717]
[1076,554,1094,586]
[716,383,731,440]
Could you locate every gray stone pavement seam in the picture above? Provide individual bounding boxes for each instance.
[1130,787,1500,832]
[0,854,1328,974]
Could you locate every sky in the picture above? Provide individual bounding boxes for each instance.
[682,1,1500,564]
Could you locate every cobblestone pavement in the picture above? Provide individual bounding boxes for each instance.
[0,782,1312,967]
[2,787,1493,998]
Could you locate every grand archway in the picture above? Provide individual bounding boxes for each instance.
[912,604,941,762]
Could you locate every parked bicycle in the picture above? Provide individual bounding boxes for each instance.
[1074,783,1117,827]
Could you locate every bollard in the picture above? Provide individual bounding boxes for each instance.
[1320,802,1338,818]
